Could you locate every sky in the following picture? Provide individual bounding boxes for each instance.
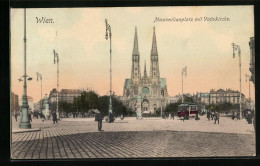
[11,6,255,103]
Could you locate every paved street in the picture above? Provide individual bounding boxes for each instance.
[11,115,255,159]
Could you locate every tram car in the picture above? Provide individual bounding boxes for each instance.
[178,103,198,119]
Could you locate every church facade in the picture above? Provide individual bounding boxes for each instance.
[120,27,168,114]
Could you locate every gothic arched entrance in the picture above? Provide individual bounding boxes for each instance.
[141,99,149,112]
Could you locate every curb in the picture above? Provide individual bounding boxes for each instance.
[12,128,41,134]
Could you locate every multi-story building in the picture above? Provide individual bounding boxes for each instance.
[209,89,245,106]
[49,88,82,103]
[249,37,255,85]
[11,92,19,114]
[121,27,168,114]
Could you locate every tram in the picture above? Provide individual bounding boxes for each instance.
[178,103,198,119]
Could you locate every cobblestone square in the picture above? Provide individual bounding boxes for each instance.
[11,115,255,159]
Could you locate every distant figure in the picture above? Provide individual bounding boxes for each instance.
[181,116,184,122]
[52,112,58,124]
[214,112,219,124]
[15,112,18,122]
[207,111,210,121]
[108,112,115,123]
[120,114,124,120]
[232,112,235,120]
[236,113,240,120]
[247,112,252,124]
[95,112,103,131]
[28,112,32,122]
[211,112,214,120]
[171,113,174,120]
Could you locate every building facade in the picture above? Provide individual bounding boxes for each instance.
[249,37,255,85]
[121,27,168,114]
[209,89,245,105]
[11,92,19,114]
[49,88,82,103]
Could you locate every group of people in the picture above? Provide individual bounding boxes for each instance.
[207,111,220,124]
[162,112,174,120]
[231,112,240,120]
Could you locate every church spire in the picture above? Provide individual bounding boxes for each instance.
[151,26,158,56]
[144,61,147,77]
[133,26,139,55]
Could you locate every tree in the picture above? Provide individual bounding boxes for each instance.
[165,102,181,114]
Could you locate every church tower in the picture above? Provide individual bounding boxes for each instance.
[131,27,141,84]
[150,26,160,84]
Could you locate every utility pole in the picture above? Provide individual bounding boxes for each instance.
[182,66,187,103]
[36,72,42,115]
[245,74,251,110]
[53,49,59,120]
[19,8,31,129]
[105,19,113,117]
[232,43,242,119]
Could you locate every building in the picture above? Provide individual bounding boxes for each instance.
[19,96,34,113]
[209,89,245,106]
[49,88,82,103]
[168,95,181,104]
[11,92,19,114]
[196,92,210,105]
[121,27,168,114]
[249,37,255,85]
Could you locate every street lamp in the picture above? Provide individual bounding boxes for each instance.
[231,43,242,119]
[245,74,251,110]
[36,72,42,115]
[19,8,32,129]
[105,19,113,117]
[182,66,187,103]
[53,49,60,120]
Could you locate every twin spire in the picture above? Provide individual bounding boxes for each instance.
[132,26,158,79]
[132,26,158,56]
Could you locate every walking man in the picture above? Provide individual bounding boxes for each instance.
[207,110,210,121]
[52,112,58,124]
[95,111,103,131]
[214,112,219,124]
[14,112,18,122]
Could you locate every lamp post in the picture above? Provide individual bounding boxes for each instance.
[232,43,242,119]
[245,74,251,110]
[36,72,42,115]
[19,8,32,129]
[182,66,187,103]
[53,49,60,120]
[105,19,113,116]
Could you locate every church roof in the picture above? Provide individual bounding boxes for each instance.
[160,78,166,88]
[124,79,131,89]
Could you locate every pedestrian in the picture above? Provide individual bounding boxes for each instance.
[232,112,235,120]
[15,112,17,122]
[52,112,58,124]
[207,111,210,121]
[236,112,240,120]
[247,111,252,124]
[214,112,219,124]
[181,116,184,122]
[120,114,124,120]
[171,113,174,120]
[211,112,214,120]
[28,112,32,122]
[95,111,103,131]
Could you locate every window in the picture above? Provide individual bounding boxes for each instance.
[237,98,239,103]
[233,98,235,103]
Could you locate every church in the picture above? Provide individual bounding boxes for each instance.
[120,27,168,114]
